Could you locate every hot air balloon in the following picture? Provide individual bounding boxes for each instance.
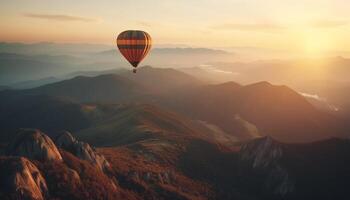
[117,30,152,73]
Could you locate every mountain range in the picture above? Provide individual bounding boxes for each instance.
[1,56,350,199]
[1,67,348,143]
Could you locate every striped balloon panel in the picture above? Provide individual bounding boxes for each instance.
[117,30,152,67]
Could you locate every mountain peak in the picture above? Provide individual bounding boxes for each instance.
[212,81,242,89]
[246,81,272,88]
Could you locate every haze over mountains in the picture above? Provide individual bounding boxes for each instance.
[2,42,349,119]
[0,42,233,85]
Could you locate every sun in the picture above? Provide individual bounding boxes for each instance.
[292,30,333,79]
[302,30,331,58]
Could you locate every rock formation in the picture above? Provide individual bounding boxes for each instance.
[7,129,62,161]
[239,136,295,197]
[0,156,49,200]
[55,131,111,172]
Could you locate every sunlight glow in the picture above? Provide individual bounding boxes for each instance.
[302,31,332,58]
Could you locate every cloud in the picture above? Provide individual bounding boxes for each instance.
[23,13,98,22]
[310,19,348,28]
[300,92,339,112]
[135,21,166,29]
[136,21,153,28]
[211,22,285,31]
[198,64,239,75]
[300,92,325,101]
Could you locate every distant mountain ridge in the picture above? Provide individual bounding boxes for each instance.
[0,44,233,85]
[10,76,60,89]
[0,42,112,55]
[0,42,232,56]
[92,47,231,56]
[0,52,81,85]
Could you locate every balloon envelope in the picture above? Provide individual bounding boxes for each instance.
[117,30,152,68]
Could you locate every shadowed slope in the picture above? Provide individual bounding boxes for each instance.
[164,81,348,142]
[25,74,151,103]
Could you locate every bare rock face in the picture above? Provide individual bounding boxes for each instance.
[56,131,110,172]
[239,137,295,197]
[7,129,62,161]
[55,131,76,150]
[0,156,49,200]
[240,136,283,168]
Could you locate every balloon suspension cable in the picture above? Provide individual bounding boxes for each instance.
[133,69,137,73]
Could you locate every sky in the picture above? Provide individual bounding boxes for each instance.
[1,0,350,57]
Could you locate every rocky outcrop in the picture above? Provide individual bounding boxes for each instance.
[55,131,76,150]
[0,156,49,200]
[7,129,62,161]
[240,136,282,168]
[0,129,127,199]
[55,131,110,172]
[239,137,295,197]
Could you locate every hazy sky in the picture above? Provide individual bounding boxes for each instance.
[1,0,350,56]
